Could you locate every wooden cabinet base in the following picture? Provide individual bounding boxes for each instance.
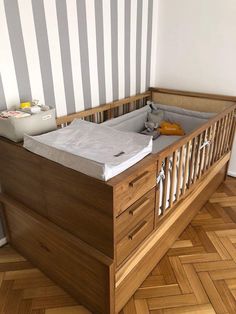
[0,160,227,314]
[115,162,227,312]
[1,196,115,314]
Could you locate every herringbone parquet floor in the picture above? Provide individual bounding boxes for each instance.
[0,177,236,314]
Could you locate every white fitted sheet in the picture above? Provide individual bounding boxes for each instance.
[23,119,152,181]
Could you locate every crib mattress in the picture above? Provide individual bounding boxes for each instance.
[23,119,152,181]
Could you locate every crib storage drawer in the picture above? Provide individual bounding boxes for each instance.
[2,197,113,314]
[116,211,154,266]
[114,162,157,216]
[116,188,155,243]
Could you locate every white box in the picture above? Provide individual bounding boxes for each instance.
[0,109,57,142]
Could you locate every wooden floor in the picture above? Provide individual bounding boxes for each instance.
[0,177,236,314]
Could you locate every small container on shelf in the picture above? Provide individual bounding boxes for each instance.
[0,105,57,142]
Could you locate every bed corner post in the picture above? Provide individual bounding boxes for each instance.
[149,87,154,102]
[226,107,236,180]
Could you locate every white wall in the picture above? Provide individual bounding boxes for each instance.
[0,0,158,115]
[155,0,236,176]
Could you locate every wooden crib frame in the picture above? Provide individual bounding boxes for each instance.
[0,88,235,314]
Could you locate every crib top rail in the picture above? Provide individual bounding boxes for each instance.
[150,87,236,103]
[156,103,236,160]
[56,91,151,127]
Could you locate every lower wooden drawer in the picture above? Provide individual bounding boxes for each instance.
[1,196,114,314]
[116,211,154,266]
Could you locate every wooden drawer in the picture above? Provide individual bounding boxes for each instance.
[114,162,157,216]
[116,211,154,266]
[116,188,155,243]
[2,196,114,314]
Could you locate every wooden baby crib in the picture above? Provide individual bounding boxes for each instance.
[0,88,235,314]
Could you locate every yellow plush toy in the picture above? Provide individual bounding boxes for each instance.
[20,101,31,109]
[159,121,185,136]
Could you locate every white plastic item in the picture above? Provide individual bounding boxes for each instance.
[24,119,153,181]
[22,106,41,114]
[0,109,57,142]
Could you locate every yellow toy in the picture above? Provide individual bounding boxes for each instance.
[159,121,185,136]
[20,101,31,109]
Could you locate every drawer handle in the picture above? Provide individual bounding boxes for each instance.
[129,198,150,216]
[129,221,148,240]
[129,171,149,188]
[39,241,51,253]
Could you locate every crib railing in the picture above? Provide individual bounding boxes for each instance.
[156,105,236,219]
[56,91,151,127]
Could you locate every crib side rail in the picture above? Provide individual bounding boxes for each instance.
[155,104,236,220]
[56,91,151,127]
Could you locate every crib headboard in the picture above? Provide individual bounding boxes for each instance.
[150,88,236,113]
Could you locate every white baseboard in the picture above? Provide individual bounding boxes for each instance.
[0,237,7,247]
[228,170,236,178]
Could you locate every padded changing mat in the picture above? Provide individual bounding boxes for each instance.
[23,119,152,181]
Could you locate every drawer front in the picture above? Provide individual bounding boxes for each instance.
[116,188,155,243]
[2,197,113,314]
[116,211,154,266]
[114,163,157,216]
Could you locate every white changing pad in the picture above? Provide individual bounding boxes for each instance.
[23,119,152,181]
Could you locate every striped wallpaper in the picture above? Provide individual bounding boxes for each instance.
[0,0,158,117]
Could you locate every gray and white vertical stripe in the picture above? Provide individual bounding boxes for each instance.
[0,0,158,117]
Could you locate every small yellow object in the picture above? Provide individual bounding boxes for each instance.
[20,101,31,109]
[158,121,185,136]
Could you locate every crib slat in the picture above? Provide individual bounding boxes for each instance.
[203,127,211,172]
[218,116,227,158]
[176,146,184,201]
[212,120,221,162]
[207,124,215,168]
[223,113,231,153]
[219,116,227,157]
[188,137,196,188]
[130,102,135,112]
[222,114,228,154]
[225,112,234,153]
[162,157,170,214]
[128,103,132,113]
[210,122,218,166]
[182,141,191,194]
[109,108,114,119]
[199,130,207,178]
[216,118,224,161]
[169,151,178,207]
[219,117,226,158]
[193,133,202,184]
[222,114,229,155]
